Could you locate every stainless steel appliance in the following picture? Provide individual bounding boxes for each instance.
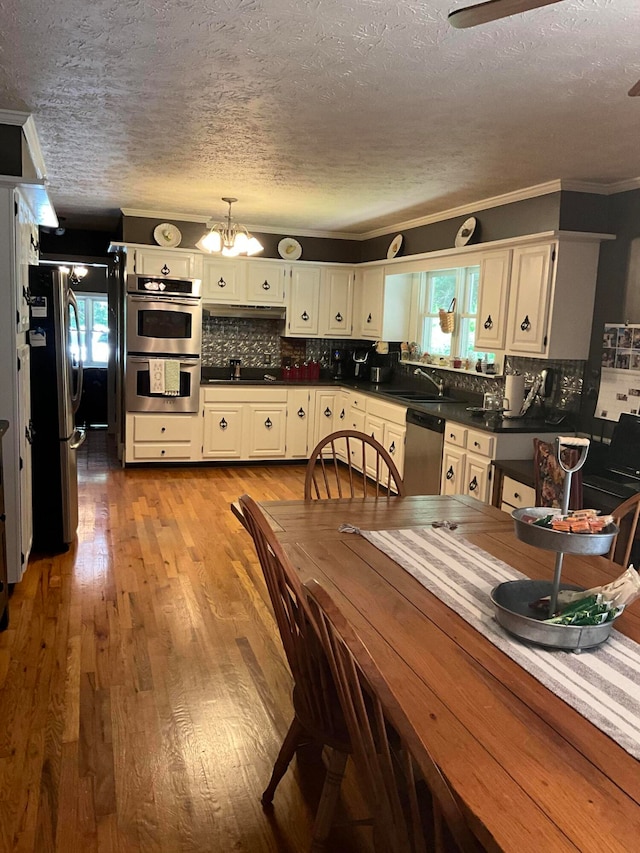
[125,355,201,412]
[126,274,202,355]
[29,266,86,550]
[403,409,445,495]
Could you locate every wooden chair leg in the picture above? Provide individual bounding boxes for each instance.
[262,716,306,806]
[310,748,348,851]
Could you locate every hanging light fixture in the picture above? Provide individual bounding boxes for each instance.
[196,197,264,257]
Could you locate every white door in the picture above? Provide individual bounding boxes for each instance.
[440,446,465,495]
[247,405,286,458]
[320,268,353,337]
[287,266,321,336]
[17,343,33,568]
[202,257,246,303]
[286,389,311,458]
[134,249,197,278]
[353,267,384,339]
[315,392,337,444]
[464,454,492,504]
[202,405,244,459]
[384,423,406,480]
[474,250,511,352]
[507,244,554,355]
[246,261,286,304]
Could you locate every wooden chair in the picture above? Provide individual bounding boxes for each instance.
[238,494,351,851]
[305,429,406,500]
[305,579,483,853]
[608,492,640,567]
[533,437,582,510]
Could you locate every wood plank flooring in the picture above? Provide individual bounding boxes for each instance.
[0,431,371,852]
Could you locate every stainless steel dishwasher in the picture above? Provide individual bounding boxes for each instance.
[403,409,445,495]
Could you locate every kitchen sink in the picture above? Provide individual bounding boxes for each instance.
[384,390,459,403]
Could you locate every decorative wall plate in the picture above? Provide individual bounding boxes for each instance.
[154,223,182,248]
[387,233,403,259]
[278,237,302,260]
[454,216,477,248]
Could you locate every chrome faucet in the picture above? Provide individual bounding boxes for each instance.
[414,367,444,396]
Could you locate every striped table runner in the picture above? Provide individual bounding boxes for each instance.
[358,526,640,760]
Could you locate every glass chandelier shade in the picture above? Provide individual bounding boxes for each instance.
[196,197,264,257]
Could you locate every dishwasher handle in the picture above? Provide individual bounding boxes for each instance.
[405,409,445,432]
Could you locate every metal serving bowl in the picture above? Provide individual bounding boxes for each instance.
[491,579,618,651]
[512,507,618,556]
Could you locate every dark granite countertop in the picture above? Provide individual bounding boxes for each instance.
[199,367,571,435]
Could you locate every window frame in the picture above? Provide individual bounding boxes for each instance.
[71,292,109,368]
[416,265,481,362]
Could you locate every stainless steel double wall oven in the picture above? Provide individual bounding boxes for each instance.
[125,274,202,412]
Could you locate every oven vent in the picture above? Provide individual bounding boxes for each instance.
[203,304,286,320]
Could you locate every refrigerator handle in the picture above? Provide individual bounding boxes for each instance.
[67,288,84,413]
[69,427,86,450]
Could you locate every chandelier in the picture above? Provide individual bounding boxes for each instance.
[196,197,264,257]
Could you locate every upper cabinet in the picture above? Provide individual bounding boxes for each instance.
[131,247,203,279]
[319,267,354,338]
[353,267,412,341]
[286,265,322,336]
[202,257,246,303]
[245,260,286,305]
[474,250,511,353]
[505,238,602,360]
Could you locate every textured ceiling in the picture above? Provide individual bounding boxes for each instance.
[1,0,639,234]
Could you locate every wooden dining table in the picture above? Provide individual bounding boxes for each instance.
[246,493,640,852]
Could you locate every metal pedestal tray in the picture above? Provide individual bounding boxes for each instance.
[490,437,619,653]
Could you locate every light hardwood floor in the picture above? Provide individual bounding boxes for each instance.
[0,432,371,852]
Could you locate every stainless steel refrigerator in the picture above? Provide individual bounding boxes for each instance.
[29,266,85,551]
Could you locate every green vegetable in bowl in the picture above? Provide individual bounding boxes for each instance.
[544,594,623,626]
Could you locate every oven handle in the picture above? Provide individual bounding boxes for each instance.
[127,295,201,307]
[127,355,201,364]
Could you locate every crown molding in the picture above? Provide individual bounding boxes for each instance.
[0,110,48,181]
[122,177,640,244]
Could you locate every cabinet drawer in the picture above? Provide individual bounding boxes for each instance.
[132,415,194,442]
[445,423,467,448]
[132,444,193,460]
[466,428,495,458]
[366,397,406,425]
[202,387,287,404]
[502,476,536,509]
[350,394,367,412]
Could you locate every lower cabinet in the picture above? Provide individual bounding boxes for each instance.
[500,475,536,514]
[125,412,201,462]
[202,387,287,460]
[440,421,560,504]
[287,388,313,458]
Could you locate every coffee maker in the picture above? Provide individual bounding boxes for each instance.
[331,348,345,379]
[351,348,371,380]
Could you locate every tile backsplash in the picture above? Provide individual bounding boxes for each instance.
[201,317,585,413]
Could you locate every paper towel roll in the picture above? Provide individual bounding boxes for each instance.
[504,374,526,418]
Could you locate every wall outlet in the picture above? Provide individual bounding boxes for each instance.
[263,352,272,365]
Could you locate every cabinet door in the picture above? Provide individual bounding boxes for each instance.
[507,244,554,355]
[287,389,311,458]
[464,454,492,504]
[246,261,286,304]
[474,250,511,351]
[440,446,465,496]
[364,414,385,478]
[353,267,384,339]
[287,265,321,336]
[134,248,199,278]
[14,192,33,334]
[384,423,406,480]
[17,344,33,565]
[202,257,246,303]
[320,268,353,337]
[202,405,244,459]
[247,405,286,458]
[315,391,337,444]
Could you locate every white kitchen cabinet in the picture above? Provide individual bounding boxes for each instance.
[505,238,602,360]
[125,412,200,462]
[474,250,511,352]
[15,191,37,333]
[365,397,406,481]
[17,343,33,564]
[353,267,412,341]
[246,260,286,305]
[500,475,536,514]
[286,265,322,336]
[319,267,354,338]
[202,404,244,459]
[202,257,246,303]
[132,247,202,279]
[201,386,287,460]
[286,388,312,458]
[440,420,561,504]
[247,403,286,458]
[384,422,406,479]
[314,390,339,444]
